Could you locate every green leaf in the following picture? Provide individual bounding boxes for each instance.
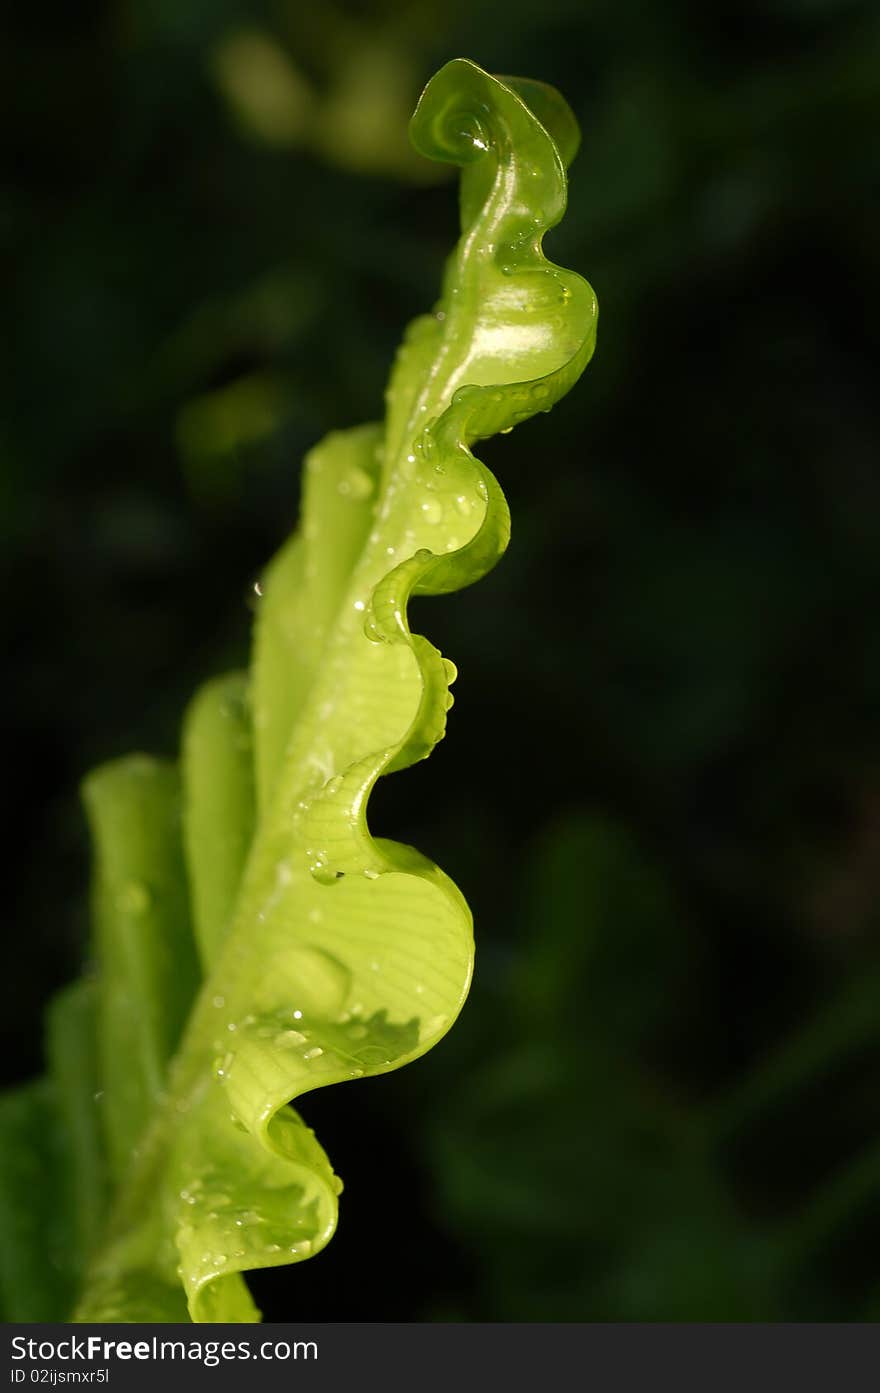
[251,423,382,812]
[46,979,107,1274]
[0,1079,77,1321]
[64,57,596,1322]
[182,672,256,967]
[82,756,201,1182]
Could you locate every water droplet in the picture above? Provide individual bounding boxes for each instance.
[212,995,226,1009]
[276,1029,307,1047]
[116,882,150,915]
[303,1047,324,1061]
[341,467,373,500]
[363,612,384,644]
[213,1052,233,1081]
[309,857,339,886]
[420,498,443,525]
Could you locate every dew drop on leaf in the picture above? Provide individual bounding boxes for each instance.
[116,881,151,915]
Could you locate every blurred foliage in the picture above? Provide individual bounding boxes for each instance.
[2,0,880,1320]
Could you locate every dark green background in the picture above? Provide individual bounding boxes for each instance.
[3,0,880,1320]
